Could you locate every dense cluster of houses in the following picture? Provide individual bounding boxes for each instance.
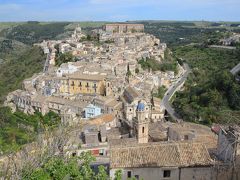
[3,24,240,180]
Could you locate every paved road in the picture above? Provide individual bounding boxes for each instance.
[161,63,191,123]
[43,53,50,73]
[230,62,240,75]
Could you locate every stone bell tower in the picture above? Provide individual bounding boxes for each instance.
[133,101,149,144]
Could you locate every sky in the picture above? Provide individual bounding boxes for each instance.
[0,0,239,22]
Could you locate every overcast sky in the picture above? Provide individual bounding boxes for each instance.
[0,0,239,22]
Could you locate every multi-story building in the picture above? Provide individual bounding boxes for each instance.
[103,24,144,34]
[59,73,111,96]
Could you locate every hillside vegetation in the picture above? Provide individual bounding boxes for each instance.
[0,22,74,154]
[0,46,45,103]
[172,46,240,125]
[2,22,70,45]
[143,21,232,48]
[138,49,178,73]
[0,107,60,154]
[21,151,122,180]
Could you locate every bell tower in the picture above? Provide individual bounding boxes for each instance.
[134,101,149,144]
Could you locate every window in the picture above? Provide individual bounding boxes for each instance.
[184,135,189,140]
[99,149,104,156]
[79,82,82,87]
[163,170,171,178]
[135,175,139,180]
[127,171,132,178]
[142,127,144,134]
[129,108,132,112]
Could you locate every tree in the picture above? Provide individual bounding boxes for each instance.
[95,165,108,180]
[56,52,75,66]
[22,168,50,180]
[79,151,96,179]
[114,169,122,180]
[44,157,69,179]
[21,151,96,179]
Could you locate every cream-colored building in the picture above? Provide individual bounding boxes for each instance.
[59,73,111,96]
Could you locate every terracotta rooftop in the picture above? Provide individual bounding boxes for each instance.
[169,122,218,151]
[110,142,213,169]
[88,114,115,126]
[48,96,88,108]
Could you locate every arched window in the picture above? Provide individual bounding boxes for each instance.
[142,127,144,134]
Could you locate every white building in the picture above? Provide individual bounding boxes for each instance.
[56,62,80,77]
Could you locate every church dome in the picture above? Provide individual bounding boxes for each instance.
[137,102,145,111]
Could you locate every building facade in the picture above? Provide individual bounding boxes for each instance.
[59,73,107,96]
[103,24,144,34]
[84,104,102,119]
[110,142,214,180]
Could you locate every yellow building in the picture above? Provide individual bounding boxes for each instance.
[59,73,108,96]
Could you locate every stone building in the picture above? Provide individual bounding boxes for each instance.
[121,86,151,121]
[59,73,110,96]
[217,126,240,165]
[103,24,144,34]
[110,142,214,180]
[168,122,218,154]
[132,101,149,144]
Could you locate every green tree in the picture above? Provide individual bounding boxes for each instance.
[21,151,96,179]
[44,157,69,179]
[56,52,75,66]
[22,168,50,180]
[153,86,167,99]
[114,169,122,180]
[95,165,108,180]
[79,151,96,179]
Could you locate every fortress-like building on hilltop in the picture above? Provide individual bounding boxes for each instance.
[103,23,144,33]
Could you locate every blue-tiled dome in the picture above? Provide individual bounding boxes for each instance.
[137,102,145,111]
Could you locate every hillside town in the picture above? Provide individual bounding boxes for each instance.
[2,23,240,180]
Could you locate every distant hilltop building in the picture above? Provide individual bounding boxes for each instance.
[103,23,144,34]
